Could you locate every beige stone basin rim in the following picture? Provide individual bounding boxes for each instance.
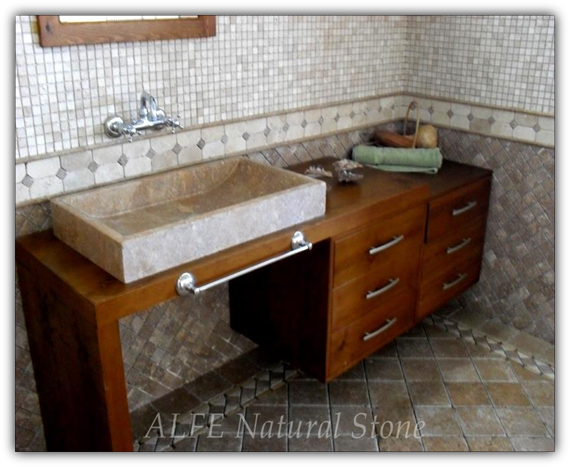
[50,157,327,283]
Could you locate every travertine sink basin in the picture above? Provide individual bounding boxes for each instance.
[51,157,326,283]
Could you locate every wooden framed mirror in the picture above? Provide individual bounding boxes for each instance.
[37,15,216,47]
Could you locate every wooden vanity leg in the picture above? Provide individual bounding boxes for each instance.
[17,264,133,452]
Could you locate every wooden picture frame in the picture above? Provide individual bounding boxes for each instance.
[37,15,216,47]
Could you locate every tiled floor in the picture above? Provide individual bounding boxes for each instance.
[436,302,554,372]
[136,319,554,452]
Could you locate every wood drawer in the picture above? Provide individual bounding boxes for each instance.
[420,218,487,284]
[426,178,491,243]
[417,258,482,320]
[332,263,417,332]
[328,292,414,379]
[333,205,426,287]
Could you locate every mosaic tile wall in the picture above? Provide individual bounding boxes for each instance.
[399,95,554,147]
[406,16,555,114]
[14,122,395,451]
[15,122,554,450]
[15,15,555,207]
[15,95,402,204]
[15,15,407,159]
[14,15,555,450]
[437,129,554,343]
[15,94,554,206]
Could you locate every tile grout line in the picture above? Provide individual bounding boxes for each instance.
[361,361,382,452]
[141,315,552,451]
[394,338,427,452]
[419,325,470,451]
[426,317,552,446]
[146,363,298,451]
[451,326,513,447]
[284,380,290,453]
[514,373,554,440]
[325,379,337,452]
[427,315,554,380]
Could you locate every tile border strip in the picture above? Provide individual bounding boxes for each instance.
[15,93,555,207]
[134,362,300,452]
[398,94,555,148]
[15,92,403,166]
[15,91,554,167]
[406,92,554,119]
[427,314,554,380]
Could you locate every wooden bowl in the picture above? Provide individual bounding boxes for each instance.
[374,131,415,148]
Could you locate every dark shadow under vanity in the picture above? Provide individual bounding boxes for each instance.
[15,157,491,451]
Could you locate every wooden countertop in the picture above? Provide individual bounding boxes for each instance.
[16,157,491,327]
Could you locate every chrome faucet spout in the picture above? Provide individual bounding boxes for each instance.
[103,92,183,141]
[139,91,158,121]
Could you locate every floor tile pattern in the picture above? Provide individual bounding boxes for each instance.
[138,320,554,452]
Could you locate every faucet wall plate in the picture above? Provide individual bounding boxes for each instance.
[103,115,126,138]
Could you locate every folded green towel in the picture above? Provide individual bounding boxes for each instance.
[352,145,443,173]
[368,165,439,174]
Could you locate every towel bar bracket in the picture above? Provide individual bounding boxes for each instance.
[176,231,312,296]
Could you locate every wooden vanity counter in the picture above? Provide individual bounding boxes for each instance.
[15,156,491,451]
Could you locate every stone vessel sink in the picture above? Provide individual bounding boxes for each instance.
[51,157,326,283]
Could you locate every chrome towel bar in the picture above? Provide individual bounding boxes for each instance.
[176,231,312,296]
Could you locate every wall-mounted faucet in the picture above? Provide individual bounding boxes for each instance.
[103,92,183,142]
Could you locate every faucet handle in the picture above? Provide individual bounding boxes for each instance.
[123,126,142,142]
[167,114,184,134]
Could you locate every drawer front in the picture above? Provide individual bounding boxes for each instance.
[426,178,491,243]
[332,263,417,331]
[334,205,426,287]
[420,218,486,284]
[328,292,414,379]
[417,259,482,320]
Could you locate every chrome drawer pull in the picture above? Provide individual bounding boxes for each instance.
[176,231,312,296]
[446,237,472,254]
[363,318,397,341]
[442,273,467,290]
[452,200,477,216]
[366,277,400,300]
[369,235,404,256]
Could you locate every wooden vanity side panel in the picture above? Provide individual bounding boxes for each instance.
[17,262,132,452]
[229,240,333,382]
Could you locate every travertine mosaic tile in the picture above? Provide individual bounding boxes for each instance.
[15,15,407,159]
[15,15,554,164]
[396,95,554,147]
[135,320,554,452]
[427,313,554,379]
[15,93,554,206]
[406,16,555,115]
[15,121,554,451]
[435,128,554,344]
[14,123,395,451]
[15,14,555,206]
[14,95,400,205]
